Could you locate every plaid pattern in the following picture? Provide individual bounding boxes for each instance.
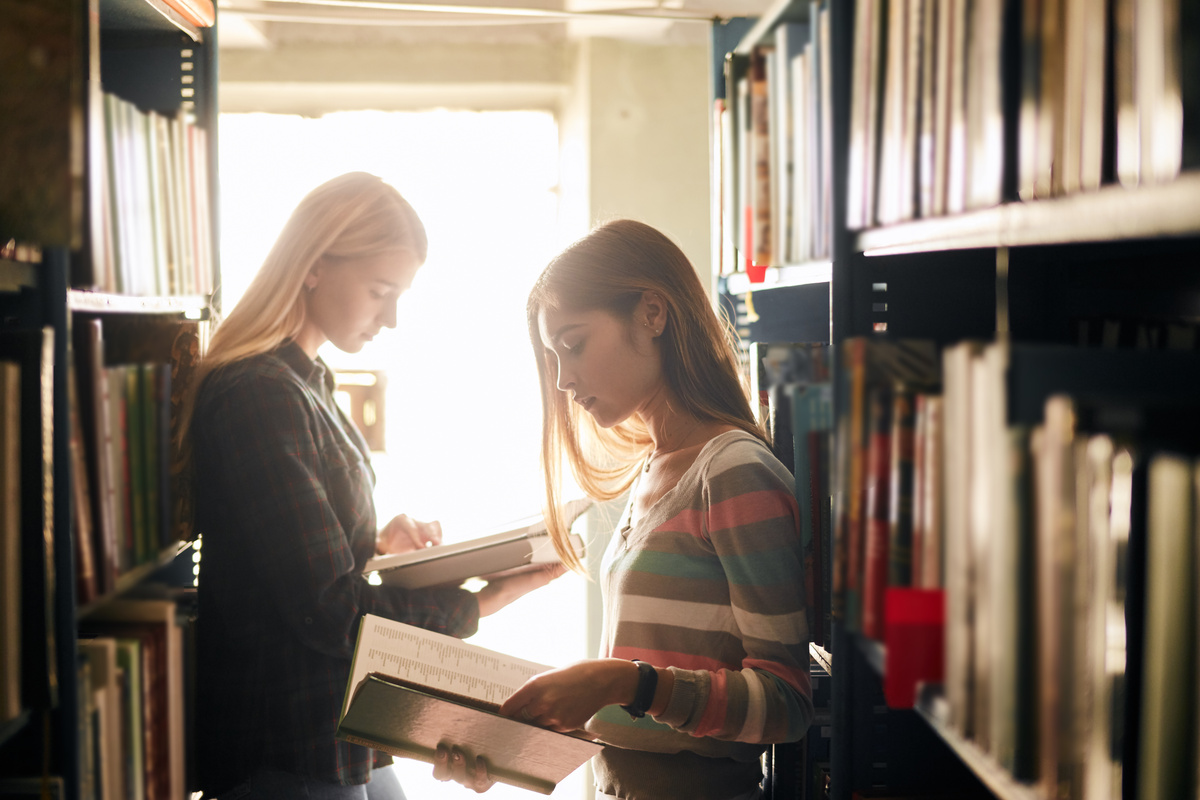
[192,342,478,793]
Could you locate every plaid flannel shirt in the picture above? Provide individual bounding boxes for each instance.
[192,341,479,793]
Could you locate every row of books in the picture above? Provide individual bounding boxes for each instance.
[749,341,834,648]
[87,90,214,299]
[846,0,1198,230]
[938,344,1200,800]
[0,330,58,728]
[77,597,191,800]
[716,1,833,277]
[833,339,941,642]
[0,359,21,727]
[71,319,205,606]
[822,336,1199,798]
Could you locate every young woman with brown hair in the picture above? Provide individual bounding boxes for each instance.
[438,219,813,799]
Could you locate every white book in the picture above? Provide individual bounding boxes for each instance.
[363,498,590,589]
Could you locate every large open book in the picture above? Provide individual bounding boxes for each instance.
[337,614,602,795]
[363,498,592,590]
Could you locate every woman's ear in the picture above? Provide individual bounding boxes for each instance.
[303,264,321,291]
[640,291,667,337]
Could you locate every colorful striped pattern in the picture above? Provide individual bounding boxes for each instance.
[589,431,814,772]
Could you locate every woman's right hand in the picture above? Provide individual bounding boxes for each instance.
[433,743,494,793]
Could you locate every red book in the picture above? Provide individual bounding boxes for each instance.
[860,386,892,640]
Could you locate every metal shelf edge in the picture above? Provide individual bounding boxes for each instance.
[68,290,209,316]
[0,262,38,293]
[723,261,833,295]
[914,687,1044,800]
[856,172,1200,255]
[101,0,205,42]
[731,0,813,54]
[809,643,833,675]
[0,710,32,749]
[78,540,193,620]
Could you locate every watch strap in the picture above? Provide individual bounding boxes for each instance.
[620,660,658,719]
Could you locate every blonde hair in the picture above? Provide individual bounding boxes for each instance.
[527,219,765,570]
[174,172,427,538]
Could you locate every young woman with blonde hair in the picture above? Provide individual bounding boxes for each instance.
[181,172,560,800]
[437,219,813,799]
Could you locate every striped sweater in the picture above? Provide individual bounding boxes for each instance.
[587,430,814,798]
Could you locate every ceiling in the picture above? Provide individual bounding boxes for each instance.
[216,0,773,48]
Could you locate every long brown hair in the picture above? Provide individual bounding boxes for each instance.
[174,172,427,539]
[527,219,765,569]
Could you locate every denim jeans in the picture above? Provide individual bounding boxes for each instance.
[213,766,407,800]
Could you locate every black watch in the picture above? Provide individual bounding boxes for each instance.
[620,660,658,719]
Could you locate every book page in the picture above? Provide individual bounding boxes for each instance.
[344,614,550,717]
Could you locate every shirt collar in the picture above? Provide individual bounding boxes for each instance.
[276,340,335,393]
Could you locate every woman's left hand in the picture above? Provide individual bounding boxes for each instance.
[376,513,442,554]
[498,659,640,733]
[432,743,494,793]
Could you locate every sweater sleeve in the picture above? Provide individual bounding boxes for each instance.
[651,453,814,744]
[195,366,478,662]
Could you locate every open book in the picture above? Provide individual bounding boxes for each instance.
[363,497,592,590]
[337,614,602,795]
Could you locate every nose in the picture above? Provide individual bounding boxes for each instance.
[554,358,573,393]
[381,299,398,329]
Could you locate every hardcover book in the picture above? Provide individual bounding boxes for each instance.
[363,498,591,589]
[337,614,602,795]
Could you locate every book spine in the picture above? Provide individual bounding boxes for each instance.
[861,386,893,641]
[887,386,915,588]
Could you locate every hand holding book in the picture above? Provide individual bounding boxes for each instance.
[375,513,443,555]
[363,497,591,590]
[337,615,602,794]
[432,743,496,793]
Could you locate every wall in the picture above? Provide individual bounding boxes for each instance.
[219,37,713,281]
[573,37,712,284]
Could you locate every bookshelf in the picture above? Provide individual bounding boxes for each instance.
[0,0,218,798]
[713,0,1200,798]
